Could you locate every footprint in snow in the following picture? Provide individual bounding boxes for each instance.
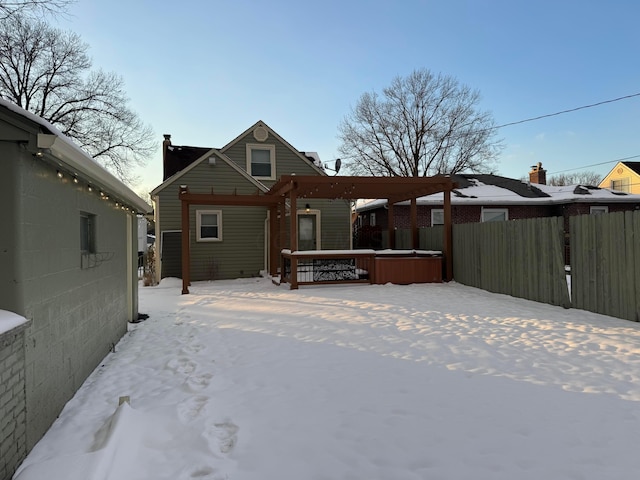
[207,421,239,454]
[166,357,197,375]
[186,373,213,391]
[177,395,208,422]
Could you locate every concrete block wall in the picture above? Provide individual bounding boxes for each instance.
[0,324,28,480]
[18,154,134,450]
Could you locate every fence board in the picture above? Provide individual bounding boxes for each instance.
[452,217,569,308]
[571,211,640,322]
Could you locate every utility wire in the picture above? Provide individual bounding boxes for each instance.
[547,154,640,175]
[494,92,640,131]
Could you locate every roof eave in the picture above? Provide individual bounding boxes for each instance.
[38,133,152,213]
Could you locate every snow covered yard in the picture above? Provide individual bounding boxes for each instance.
[14,277,640,480]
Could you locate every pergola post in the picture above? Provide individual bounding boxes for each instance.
[179,186,190,294]
[410,198,418,249]
[289,188,298,252]
[443,188,453,281]
[268,205,279,276]
[289,187,298,289]
[387,202,395,249]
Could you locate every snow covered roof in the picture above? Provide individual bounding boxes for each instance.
[357,173,640,211]
[0,98,151,214]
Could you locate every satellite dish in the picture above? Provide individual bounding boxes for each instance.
[334,158,341,174]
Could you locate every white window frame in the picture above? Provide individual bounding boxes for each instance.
[481,207,509,222]
[590,206,609,215]
[370,212,376,226]
[246,143,276,180]
[431,209,444,226]
[196,210,222,242]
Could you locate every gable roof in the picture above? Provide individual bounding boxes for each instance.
[622,162,640,176]
[220,120,327,176]
[0,98,151,214]
[151,148,270,196]
[357,173,640,211]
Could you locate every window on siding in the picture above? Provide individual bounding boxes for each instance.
[590,206,608,215]
[481,208,508,222]
[246,144,276,179]
[80,212,96,253]
[370,212,376,226]
[610,178,630,192]
[196,210,222,241]
[431,209,444,225]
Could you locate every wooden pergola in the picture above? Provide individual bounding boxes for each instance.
[179,175,456,294]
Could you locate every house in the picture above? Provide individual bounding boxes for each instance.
[0,99,151,479]
[355,163,640,252]
[599,161,640,194]
[151,121,353,283]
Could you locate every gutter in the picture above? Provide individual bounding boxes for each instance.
[38,134,151,214]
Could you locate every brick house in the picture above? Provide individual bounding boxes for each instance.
[355,163,640,253]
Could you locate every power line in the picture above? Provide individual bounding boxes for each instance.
[495,92,640,131]
[547,154,640,175]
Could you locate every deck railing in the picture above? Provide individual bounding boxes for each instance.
[280,249,443,289]
[280,249,376,289]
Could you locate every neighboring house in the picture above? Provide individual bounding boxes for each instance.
[151,121,352,282]
[0,99,151,479]
[355,163,640,251]
[599,161,640,194]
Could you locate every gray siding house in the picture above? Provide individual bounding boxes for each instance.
[0,99,151,480]
[152,121,352,282]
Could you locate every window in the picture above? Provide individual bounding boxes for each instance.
[590,206,608,215]
[197,210,222,241]
[246,144,276,179]
[431,209,444,225]
[610,178,630,193]
[80,212,96,253]
[370,212,376,226]
[481,208,508,222]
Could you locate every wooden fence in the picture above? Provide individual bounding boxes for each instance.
[376,212,639,322]
[571,211,640,322]
[450,217,571,308]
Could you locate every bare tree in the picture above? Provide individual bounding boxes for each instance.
[338,69,502,177]
[0,14,154,182]
[0,0,74,19]
[548,171,602,186]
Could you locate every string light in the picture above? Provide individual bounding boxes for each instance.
[46,163,141,215]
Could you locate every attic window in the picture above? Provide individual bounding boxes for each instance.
[246,144,276,180]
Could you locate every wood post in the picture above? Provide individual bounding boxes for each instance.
[443,188,453,281]
[180,186,190,294]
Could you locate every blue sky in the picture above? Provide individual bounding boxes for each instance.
[58,0,639,193]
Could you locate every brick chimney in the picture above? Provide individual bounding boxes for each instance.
[529,162,546,185]
[162,134,171,180]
